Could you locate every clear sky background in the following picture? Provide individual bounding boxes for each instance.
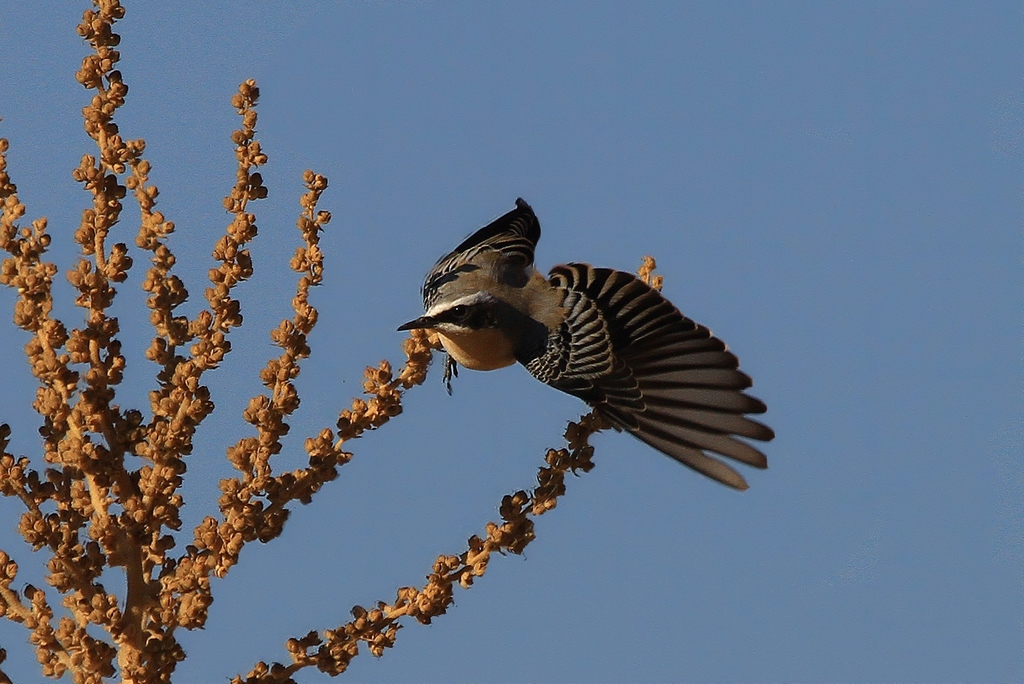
[1,2,1020,682]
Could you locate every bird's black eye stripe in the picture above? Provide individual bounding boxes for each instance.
[437,304,471,324]
[470,307,497,328]
[438,303,499,329]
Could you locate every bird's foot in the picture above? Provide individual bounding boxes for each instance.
[443,353,459,395]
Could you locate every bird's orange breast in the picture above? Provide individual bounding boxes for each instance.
[438,328,517,370]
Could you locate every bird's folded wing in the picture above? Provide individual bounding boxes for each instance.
[424,198,540,309]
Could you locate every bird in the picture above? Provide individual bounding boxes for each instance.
[398,198,774,490]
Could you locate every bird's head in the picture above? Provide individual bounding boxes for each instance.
[397,291,502,334]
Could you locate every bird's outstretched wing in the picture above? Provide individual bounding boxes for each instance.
[525,264,774,490]
[423,198,540,310]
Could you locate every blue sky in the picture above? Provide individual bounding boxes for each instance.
[0,2,1020,682]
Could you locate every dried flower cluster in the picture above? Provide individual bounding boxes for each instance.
[234,410,609,683]
[637,255,664,292]
[0,2,662,682]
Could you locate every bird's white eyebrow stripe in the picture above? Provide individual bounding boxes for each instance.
[425,291,496,318]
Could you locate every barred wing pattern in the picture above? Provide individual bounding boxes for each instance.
[526,264,774,489]
[423,198,540,311]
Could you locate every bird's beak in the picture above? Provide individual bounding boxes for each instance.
[397,315,436,331]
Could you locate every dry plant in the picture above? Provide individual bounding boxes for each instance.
[0,2,647,682]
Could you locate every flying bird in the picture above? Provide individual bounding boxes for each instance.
[398,199,773,489]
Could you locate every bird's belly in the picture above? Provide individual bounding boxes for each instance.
[438,329,517,371]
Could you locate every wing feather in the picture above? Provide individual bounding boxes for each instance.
[628,423,751,491]
[424,198,540,310]
[524,263,774,490]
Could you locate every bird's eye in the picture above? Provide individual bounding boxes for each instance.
[451,305,468,318]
